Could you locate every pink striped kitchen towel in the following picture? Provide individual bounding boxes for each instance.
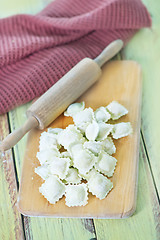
[0,0,151,114]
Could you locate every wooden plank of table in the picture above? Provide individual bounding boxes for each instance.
[9,106,97,240]
[8,104,30,181]
[1,0,97,238]
[122,0,160,197]
[23,218,96,240]
[0,114,24,239]
[93,0,160,238]
[94,138,160,240]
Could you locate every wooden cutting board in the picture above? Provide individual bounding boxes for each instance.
[17,60,142,218]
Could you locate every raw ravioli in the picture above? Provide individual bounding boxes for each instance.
[69,142,84,157]
[101,137,116,155]
[106,101,128,120]
[74,149,95,174]
[36,101,132,206]
[36,148,60,165]
[70,144,96,174]
[80,168,98,181]
[47,128,63,135]
[83,141,102,156]
[35,164,50,180]
[49,157,70,179]
[112,122,132,139]
[60,151,71,159]
[77,122,89,134]
[94,106,111,122]
[95,151,117,177]
[73,107,94,126]
[63,168,81,184]
[96,122,113,141]
[57,125,84,150]
[64,102,85,117]
[85,121,99,141]
[65,183,88,207]
[88,172,113,199]
[39,176,65,204]
[39,131,59,151]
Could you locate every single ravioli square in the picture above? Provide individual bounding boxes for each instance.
[36,148,60,165]
[35,164,51,180]
[73,107,94,126]
[49,157,70,179]
[39,131,59,151]
[65,183,88,207]
[70,144,96,175]
[95,150,117,177]
[88,172,113,199]
[64,102,85,117]
[39,176,65,204]
[63,167,81,184]
[106,101,128,120]
[94,106,111,122]
[96,122,113,141]
[112,122,132,139]
[83,141,102,156]
[57,125,84,150]
[101,137,116,155]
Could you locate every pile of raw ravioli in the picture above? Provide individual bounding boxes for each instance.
[35,101,132,207]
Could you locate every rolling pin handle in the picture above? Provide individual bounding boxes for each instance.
[0,116,38,151]
[0,40,123,152]
[94,39,123,67]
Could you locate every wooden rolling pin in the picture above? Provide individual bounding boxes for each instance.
[0,39,123,151]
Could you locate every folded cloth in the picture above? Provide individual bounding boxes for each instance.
[0,0,151,114]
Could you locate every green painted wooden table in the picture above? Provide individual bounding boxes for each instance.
[0,0,160,239]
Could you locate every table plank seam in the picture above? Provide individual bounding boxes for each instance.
[141,130,160,205]
[7,113,20,188]
[7,112,26,240]
[91,219,97,240]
